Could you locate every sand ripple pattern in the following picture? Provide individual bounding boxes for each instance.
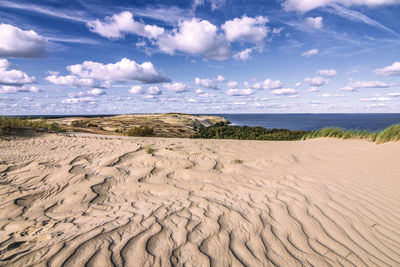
[0,134,399,266]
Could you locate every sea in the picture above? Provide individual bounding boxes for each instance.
[212,114,400,131]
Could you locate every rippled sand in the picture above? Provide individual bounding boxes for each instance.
[0,134,399,266]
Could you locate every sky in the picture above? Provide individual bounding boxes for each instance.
[1,0,400,115]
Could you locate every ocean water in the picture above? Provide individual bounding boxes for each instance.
[213,114,400,131]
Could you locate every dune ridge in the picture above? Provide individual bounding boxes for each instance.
[0,134,399,266]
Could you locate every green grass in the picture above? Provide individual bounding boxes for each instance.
[0,116,65,135]
[302,124,400,144]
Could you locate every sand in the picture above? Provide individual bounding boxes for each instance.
[0,134,399,266]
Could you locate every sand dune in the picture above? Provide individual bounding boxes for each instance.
[0,134,399,266]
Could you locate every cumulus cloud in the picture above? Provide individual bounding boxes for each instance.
[0,23,46,58]
[0,59,13,69]
[304,17,323,29]
[375,61,400,76]
[47,58,169,90]
[195,77,220,89]
[301,48,319,57]
[195,88,204,94]
[46,75,110,88]
[147,86,162,95]
[87,11,164,39]
[226,88,254,96]
[216,75,226,82]
[0,68,36,86]
[318,69,337,77]
[271,88,298,95]
[129,85,144,94]
[283,0,400,13]
[87,88,105,96]
[227,81,238,89]
[222,15,269,43]
[341,80,395,91]
[233,48,253,61]
[388,92,400,97]
[163,82,188,92]
[262,79,283,90]
[304,76,329,87]
[0,85,39,94]
[157,18,231,60]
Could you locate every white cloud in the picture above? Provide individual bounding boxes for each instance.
[263,78,283,90]
[245,81,262,89]
[304,17,323,29]
[195,88,204,94]
[188,98,197,103]
[157,18,231,60]
[195,77,219,89]
[193,0,226,10]
[67,58,169,84]
[360,96,392,102]
[375,61,400,76]
[309,86,320,92]
[271,88,298,95]
[62,97,97,104]
[46,75,110,88]
[0,85,39,94]
[341,80,394,91]
[227,81,238,89]
[367,103,386,108]
[129,85,144,94]
[301,48,319,57]
[147,86,162,95]
[304,76,329,87]
[0,23,46,58]
[388,92,400,97]
[233,48,253,61]
[282,0,400,13]
[226,88,254,96]
[87,11,164,39]
[163,82,188,92]
[0,59,13,69]
[87,88,105,96]
[295,82,302,87]
[272,27,284,34]
[0,68,36,86]
[216,75,226,82]
[318,69,337,77]
[222,15,269,43]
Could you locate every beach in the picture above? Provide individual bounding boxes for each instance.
[0,134,399,266]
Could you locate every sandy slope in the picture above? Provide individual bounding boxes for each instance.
[0,134,399,266]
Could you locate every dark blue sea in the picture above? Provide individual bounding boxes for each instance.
[212,114,400,131]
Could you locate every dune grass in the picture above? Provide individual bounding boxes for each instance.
[0,116,64,134]
[126,126,155,137]
[302,124,400,144]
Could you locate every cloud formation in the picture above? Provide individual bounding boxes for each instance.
[226,88,254,96]
[158,18,231,60]
[163,82,188,92]
[0,68,36,86]
[318,69,337,77]
[375,61,400,76]
[271,88,298,95]
[283,0,400,13]
[222,16,269,43]
[0,24,46,58]
[341,80,394,91]
[301,48,319,57]
[195,77,220,89]
[87,11,164,39]
[304,17,323,29]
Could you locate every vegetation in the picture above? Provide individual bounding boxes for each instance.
[145,145,154,154]
[232,159,244,164]
[193,123,400,144]
[0,116,64,135]
[302,124,400,144]
[193,124,309,141]
[126,126,155,137]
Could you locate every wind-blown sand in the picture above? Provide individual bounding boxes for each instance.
[0,134,399,266]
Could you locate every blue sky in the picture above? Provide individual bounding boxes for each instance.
[1,0,400,114]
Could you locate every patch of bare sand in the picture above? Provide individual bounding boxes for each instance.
[0,135,399,266]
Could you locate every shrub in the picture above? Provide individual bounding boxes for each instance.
[232,159,243,164]
[145,145,154,154]
[0,116,64,134]
[126,126,155,137]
